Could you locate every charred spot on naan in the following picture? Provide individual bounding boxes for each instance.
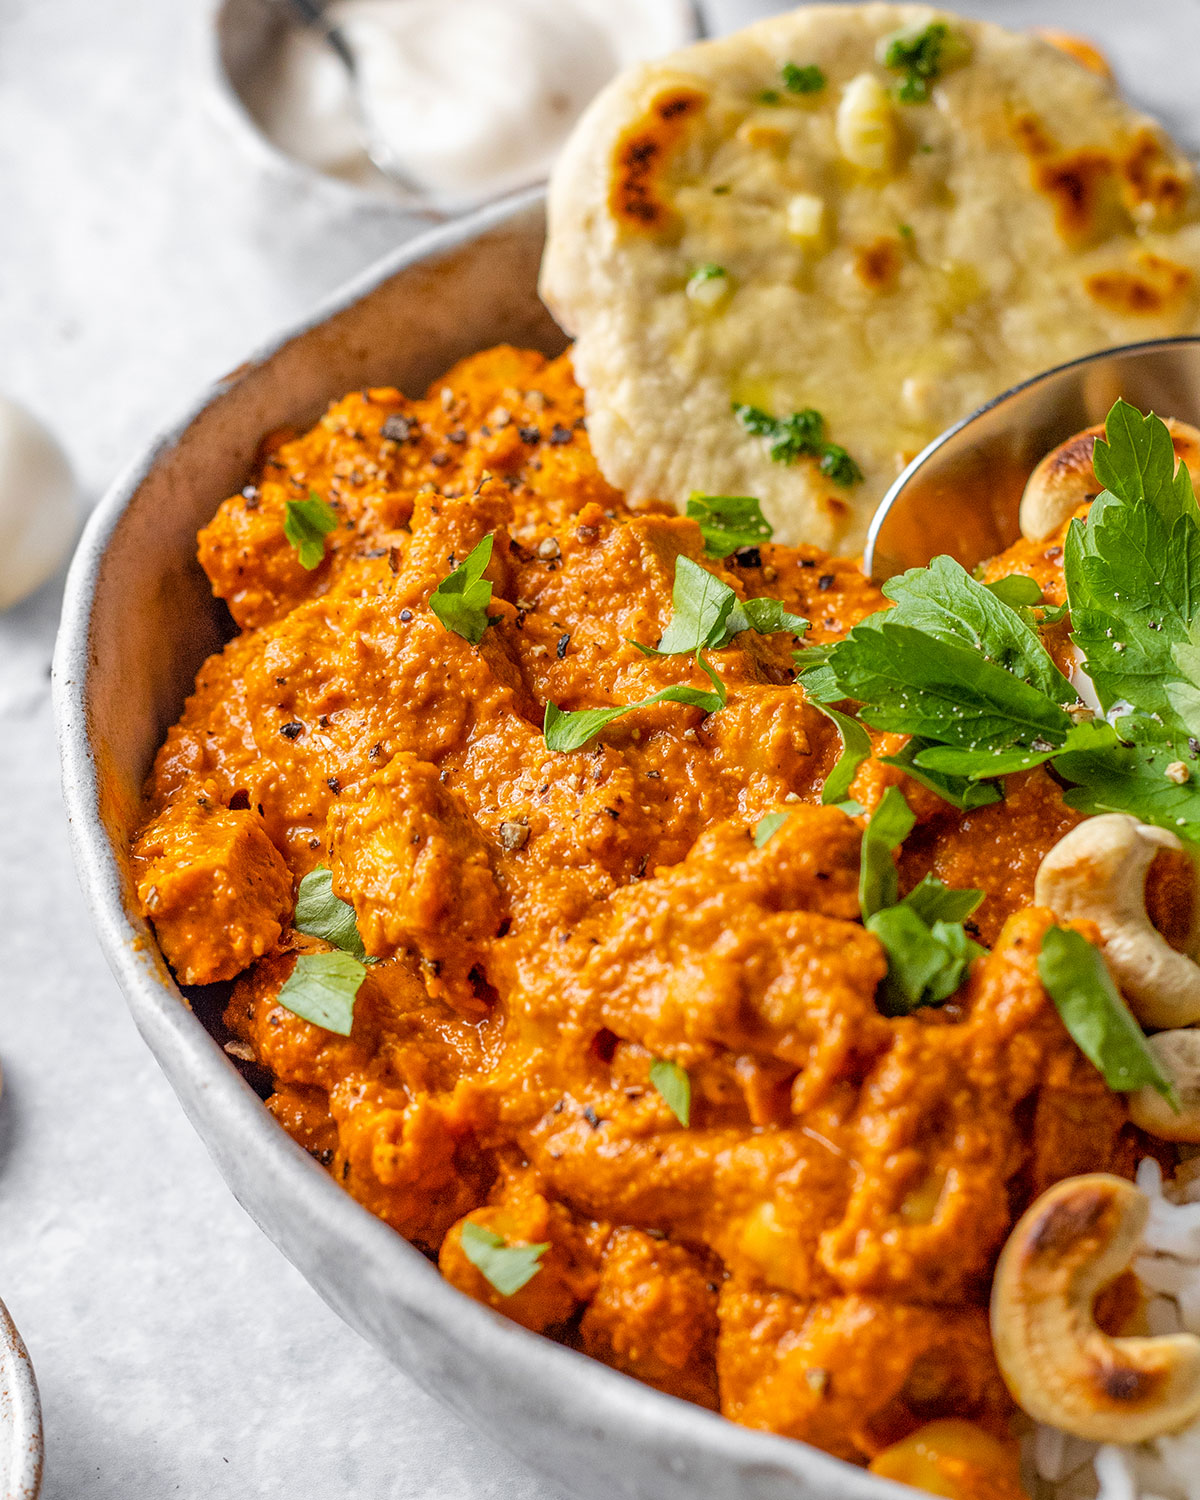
[609,88,707,235]
[1085,252,1195,317]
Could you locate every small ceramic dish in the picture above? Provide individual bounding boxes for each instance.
[53,191,903,1500]
[0,1297,43,1500]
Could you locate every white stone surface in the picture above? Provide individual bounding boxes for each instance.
[2,1,1200,1496]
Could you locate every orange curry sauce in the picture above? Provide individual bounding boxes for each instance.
[132,347,1181,1488]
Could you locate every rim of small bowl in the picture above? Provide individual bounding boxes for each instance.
[0,1297,43,1500]
[52,188,917,1500]
[204,0,704,217]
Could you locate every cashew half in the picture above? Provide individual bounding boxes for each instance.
[991,1173,1200,1442]
[1019,417,1200,542]
[1129,1029,1200,1141]
[1034,813,1200,1030]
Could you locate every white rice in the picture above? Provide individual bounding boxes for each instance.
[1024,1158,1200,1500]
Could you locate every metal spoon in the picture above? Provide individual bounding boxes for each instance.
[270,0,440,209]
[864,337,1200,581]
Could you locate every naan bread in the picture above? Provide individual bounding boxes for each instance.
[541,4,1200,551]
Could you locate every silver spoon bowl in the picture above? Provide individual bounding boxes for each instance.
[864,337,1200,581]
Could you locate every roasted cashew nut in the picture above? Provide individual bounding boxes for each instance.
[1034,813,1200,1030]
[1128,1028,1200,1142]
[991,1173,1200,1442]
[1019,418,1200,542]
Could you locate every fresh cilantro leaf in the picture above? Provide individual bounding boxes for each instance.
[429,533,496,645]
[293,867,372,963]
[543,670,726,752]
[757,88,781,105]
[1057,735,1200,841]
[686,493,773,558]
[814,621,1074,748]
[277,949,366,1036]
[1091,398,1200,524]
[882,557,1074,703]
[985,574,1042,609]
[637,556,807,655]
[812,703,871,805]
[1065,404,1200,746]
[725,596,809,642]
[1038,925,1178,1105]
[649,1058,691,1125]
[869,905,984,1015]
[859,786,915,919]
[650,556,737,655]
[782,61,826,93]
[732,403,863,485]
[794,642,834,675]
[900,874,983,925]
[753,810,791,847]
[689,263,726,285]
[284,493,338,570]
[878,740,1003,811]
[837,799,866,816]
[459,1222,549,1296]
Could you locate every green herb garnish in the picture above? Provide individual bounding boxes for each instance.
[277,949,366,1036]
[1038,926,1178,1105]
[807,403,1200,836]
[753,810,791,847]
[650,1057,691,1125]
[880,21,957,103]
[284,492,338,570]
[733,403,863,487]
[544,557,806,751]
[459,1222,549,1296]
[429,533,496,645]
[858,786,916,920]
[757,88,782,105]
[294,866,372,963]
[869,903,984,1015]
[857,788,985,1013]
[813,703,871,806]
[686,493,773,558]
[782,62,826,94]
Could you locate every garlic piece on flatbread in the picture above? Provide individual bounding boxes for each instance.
[541,4,1200,551]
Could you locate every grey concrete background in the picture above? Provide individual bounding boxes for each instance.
[1,1,1198,1495]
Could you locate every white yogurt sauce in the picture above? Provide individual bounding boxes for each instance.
[0,395,78,611]
[253,0,696,203]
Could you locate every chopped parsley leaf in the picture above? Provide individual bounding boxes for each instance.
[284,493,338,570]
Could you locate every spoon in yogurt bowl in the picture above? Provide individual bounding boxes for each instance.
[269,0,700,213]
[863,337,1200,582]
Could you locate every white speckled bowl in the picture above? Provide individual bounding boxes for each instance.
[0,1297,43,1500]
[53,192,907,1500]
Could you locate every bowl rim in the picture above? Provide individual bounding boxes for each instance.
[51,188,912,1500]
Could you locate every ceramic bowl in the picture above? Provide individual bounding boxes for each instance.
[54,191,906,1500]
